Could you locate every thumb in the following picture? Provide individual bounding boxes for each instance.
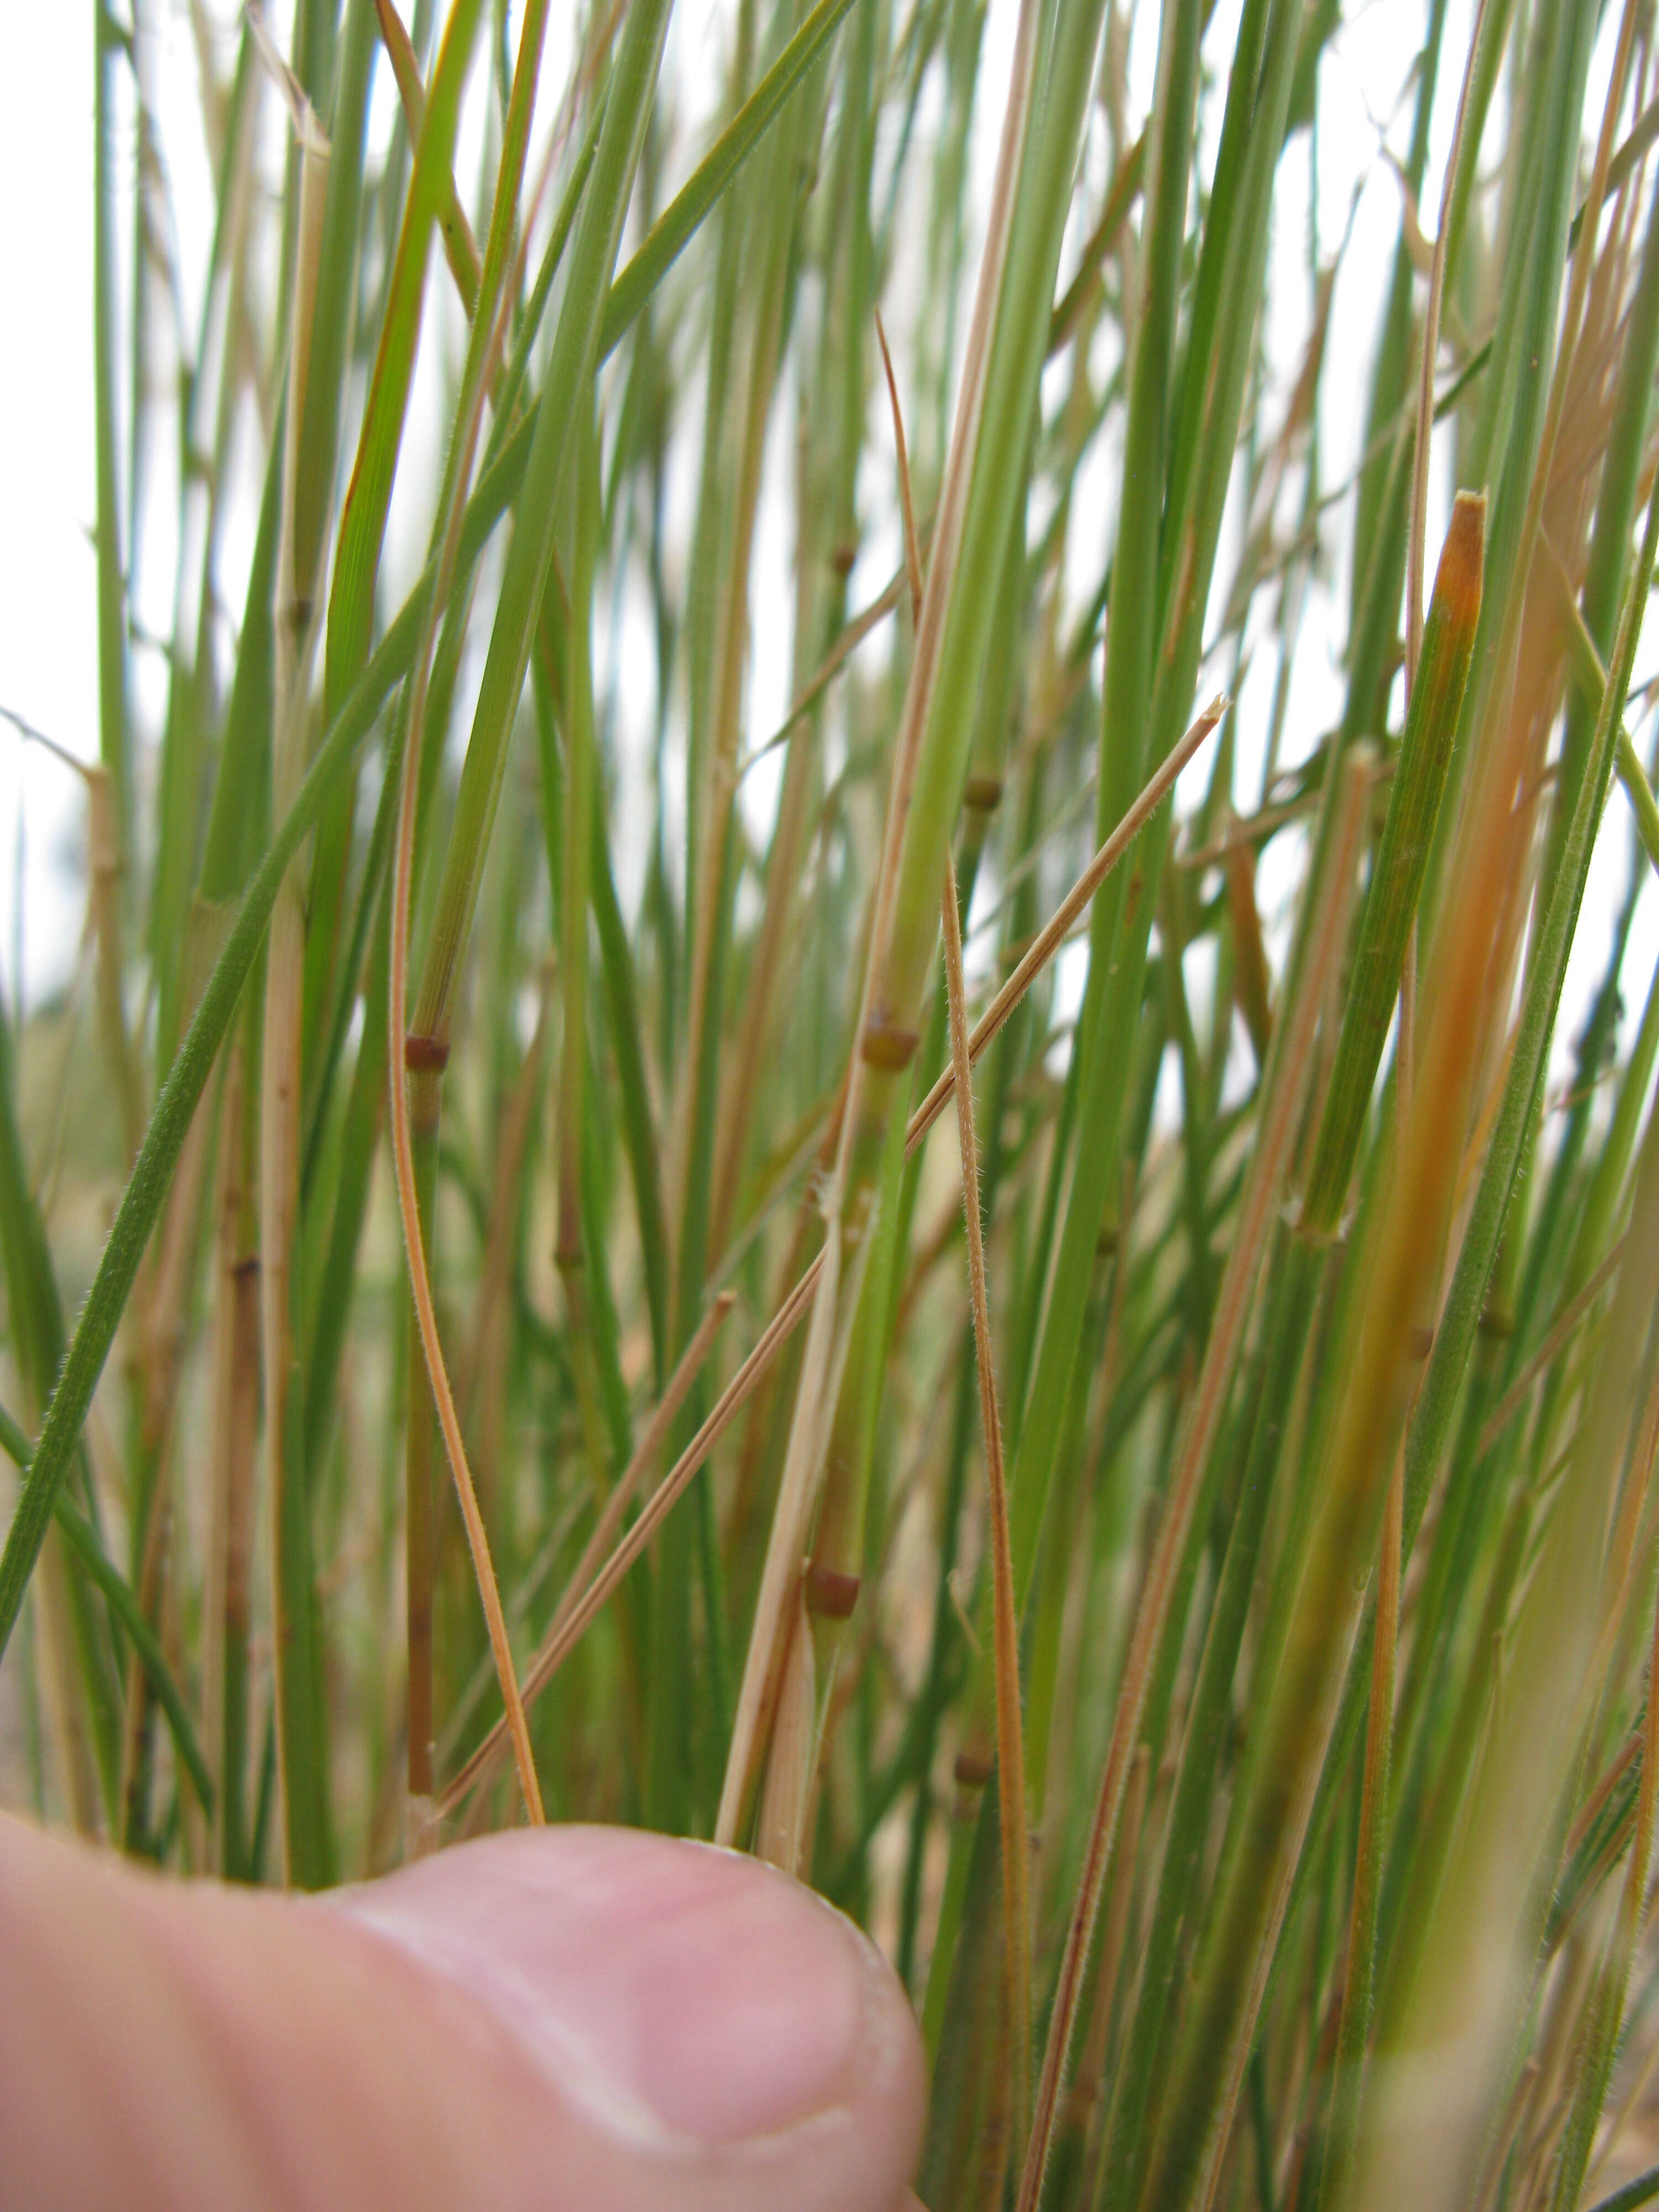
[0,1815,925,2211]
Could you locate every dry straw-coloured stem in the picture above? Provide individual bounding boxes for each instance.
[754,1588,818,1870]
[389,707,543,1822]
[942,849,1031,2156]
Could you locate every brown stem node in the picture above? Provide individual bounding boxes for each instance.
[861,1016,919,1071]
[804,1561,862,1619]
[404,1030,451,1073]
[954,1745,994,1790]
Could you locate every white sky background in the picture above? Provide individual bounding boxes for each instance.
[0,0,1655,1102]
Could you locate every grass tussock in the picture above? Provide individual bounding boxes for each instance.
[5,0,1659,2204]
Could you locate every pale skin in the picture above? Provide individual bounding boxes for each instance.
[0,1815,927,2210]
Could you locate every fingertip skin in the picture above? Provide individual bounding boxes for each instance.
[0,1815,926,2212]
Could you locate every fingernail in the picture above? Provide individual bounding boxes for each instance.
[331,1827,878,2152]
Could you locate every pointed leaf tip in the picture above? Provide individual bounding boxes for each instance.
[1434,489,1487,630]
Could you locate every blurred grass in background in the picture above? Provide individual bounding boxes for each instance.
[6,0,1659,2204]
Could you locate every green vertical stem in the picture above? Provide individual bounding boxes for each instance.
[294,0,398,1079]
[203,999,260,1877]
[1345,0,1450,739]
[676,0,813,1326]
[263,82,336,1892]
[1310,1453,1402,2211]
[1161,866,1214,1342]
[677,0,756,979]
[93,0,129,876]
[404,1065,442,1809]
[554,409,607,1503]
